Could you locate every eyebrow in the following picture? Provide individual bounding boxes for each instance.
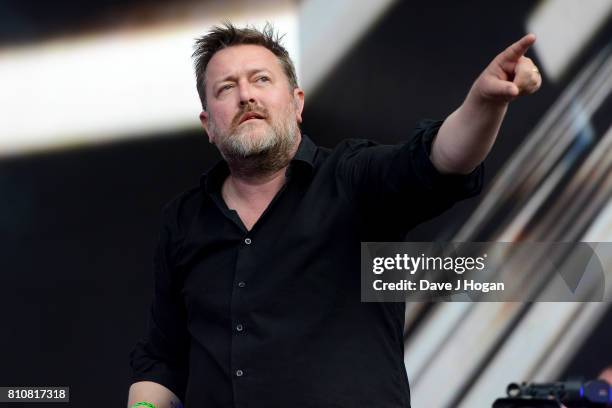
[213,68,272,88]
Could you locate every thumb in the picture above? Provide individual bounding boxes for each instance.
[479,76,520,102]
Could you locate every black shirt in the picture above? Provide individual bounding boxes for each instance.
[130,119,483,407]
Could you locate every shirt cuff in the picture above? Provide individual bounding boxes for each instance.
[409,118,484,199]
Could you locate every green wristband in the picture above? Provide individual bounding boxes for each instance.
[132,402,156,408]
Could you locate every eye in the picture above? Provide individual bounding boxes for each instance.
[218,84,233,94]
[256,75,270,83]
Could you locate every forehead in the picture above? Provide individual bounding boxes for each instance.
[205,44,284,83]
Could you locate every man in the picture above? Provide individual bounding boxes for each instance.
[128,23,541,407]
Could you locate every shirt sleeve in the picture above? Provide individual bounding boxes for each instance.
[337,119,484,236]
[129,203,190,402]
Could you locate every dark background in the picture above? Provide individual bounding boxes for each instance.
[1,0,610,406]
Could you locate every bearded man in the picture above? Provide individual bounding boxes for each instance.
[128,23,541,408]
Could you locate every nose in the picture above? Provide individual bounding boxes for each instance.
[238,80,256,107]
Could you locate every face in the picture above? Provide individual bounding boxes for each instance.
[199,44,304,160]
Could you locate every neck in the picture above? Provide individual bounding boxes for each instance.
[225,167,287,203]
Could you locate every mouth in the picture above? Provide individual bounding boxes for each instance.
[239,112,266,124]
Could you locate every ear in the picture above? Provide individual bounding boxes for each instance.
[199,110,213,143]
[293,87,305,124]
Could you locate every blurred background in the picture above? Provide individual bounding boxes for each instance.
[1,0,611,406]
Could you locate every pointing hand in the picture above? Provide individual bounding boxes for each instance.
[472,33,542,104]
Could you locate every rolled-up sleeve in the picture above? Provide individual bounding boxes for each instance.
[129,204,190,401]
[337,118,483,234]
[408,119,483,197]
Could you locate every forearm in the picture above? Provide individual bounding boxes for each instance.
[127,381,183,408]
[431,87,508,175]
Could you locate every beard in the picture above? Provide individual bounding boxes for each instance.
[208,103,299,178]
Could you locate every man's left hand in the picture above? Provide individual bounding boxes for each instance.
[430,33,543,175]
[472,33,542,105]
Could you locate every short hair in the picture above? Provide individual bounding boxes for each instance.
[192,22,299,110]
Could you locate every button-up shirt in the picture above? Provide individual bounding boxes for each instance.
[130,119,483,407]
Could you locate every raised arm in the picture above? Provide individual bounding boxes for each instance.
[430,33,542,175]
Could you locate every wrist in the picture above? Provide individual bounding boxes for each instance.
[463,85,509,119]
[468,78,512,110]
[131,402,156,408]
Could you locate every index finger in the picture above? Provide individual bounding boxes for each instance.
[499,33,536,64]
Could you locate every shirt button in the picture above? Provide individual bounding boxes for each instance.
[244,238,252,245]
[235,369,244,377]
[238,281,246,288]
[236,323,244,332]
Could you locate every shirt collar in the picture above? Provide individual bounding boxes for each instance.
[200,134,317,194]
[291,134,316,169]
